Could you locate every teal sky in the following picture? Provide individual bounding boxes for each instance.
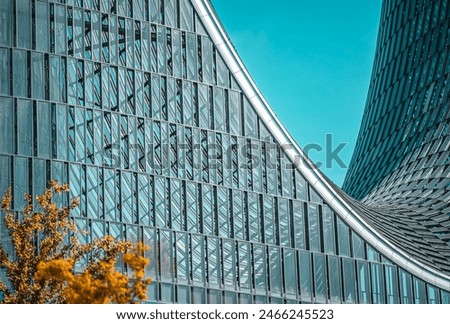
[211,0,382,186]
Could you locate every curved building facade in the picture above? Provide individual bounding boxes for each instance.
[343,0,450,277]
[0,0,449,304]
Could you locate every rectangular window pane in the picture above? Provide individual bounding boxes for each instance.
[400,269,413,304]
[238,242,251,290]
[308,203,320,252]
[352,233,364,259]
[337,218,350,257]
[357,261,371,303]
[293,201,305,249]
[0,1,12,46]
[299,251,312,302]
[0,97,13,154]
[0,48,10,95]
[284,249,297,296]
[207,237,220,287]
[17,99,33,156]
[17,0,31,49]
[371,263,385,303]
[328,256,341,303]
[222,239,236,289]
[176,232,189,284]
[159,229,174,282]
[37,102,51,158]
[385,265,399,304]
[323,206,335,254]
[13,50,28,97]
[343,258,356,303]
[269,246,282,295]
[278,198,290,247]
[253,244,267,292]
[314,254,327,302]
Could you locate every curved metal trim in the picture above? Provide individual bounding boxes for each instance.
[192,0,450,291]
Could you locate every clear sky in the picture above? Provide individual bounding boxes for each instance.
[211,0,382,186]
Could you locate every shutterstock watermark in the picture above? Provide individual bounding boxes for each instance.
[303,134,348,169]
[99,134,348,172]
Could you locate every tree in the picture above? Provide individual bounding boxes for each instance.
[0,181,151,304]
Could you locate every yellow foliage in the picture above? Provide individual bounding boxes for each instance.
[0,181,151,304]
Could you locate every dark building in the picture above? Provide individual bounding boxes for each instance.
[0,0,449,303]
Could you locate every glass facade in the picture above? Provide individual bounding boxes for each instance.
[0,0,449,304]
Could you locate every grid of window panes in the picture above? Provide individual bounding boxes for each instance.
[0,0,449,304]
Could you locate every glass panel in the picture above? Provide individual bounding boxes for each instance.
[337,218,350,257]
[161,283,174,303]
[366,245,380,262]
[233,190,244,240]
[17,99,33,156]
[441,290,450,304]
[202,36,213,84]
[186,181,199,233]
[371,263,385,303]
[207,289,221,304]
[216,53,229,88]
[400,269,413,304]
[202,184,213,235]
[180,0,193,32]
[0,1,12,46]
[228,90,241,136]
[207,237,220,287]
[343,258,356,303]
[314,254,327,302]
[352,233,364,259]
[0,48,10,95]
[248,192,260,242]
[323,206,335,254]
[238,242,251,290]
[55,4,66,55]
[385,265,399,304]
[0,156,10,204]
[427,285,440,304]
[278,198,290,247]
[295,171,308,200]
[253,244,266,293]
[192,234,205,284]
[222,239,236,289]
[37,102,51,158]
[284,248,296,296]
[413,277,427,304]
[142,227,156,278]
[14,157,29,210]
[177,285,190,304]
[244,98,257,138]
[223,291,236,304]
[357,261,371,303]
[32,52,44,100]
[328,256,341,303]
[13,50,28,97]
[175,232,189,284]
[17,0,31,49]
[293,201,305,249]
[0,97,13,154]
[269,246,282,295]
[217,187,229,238]
[308,203,320,252]
[299,251,312,302]
[155,176,168,228]
[159,229,174,282]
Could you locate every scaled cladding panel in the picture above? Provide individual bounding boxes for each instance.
[343,0,450,263]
